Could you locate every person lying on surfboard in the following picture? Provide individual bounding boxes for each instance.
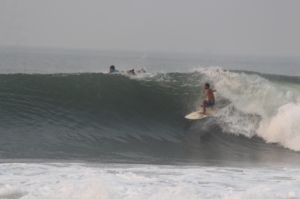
[201,83,216,114]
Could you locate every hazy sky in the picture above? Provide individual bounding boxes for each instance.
[0,0,299,56]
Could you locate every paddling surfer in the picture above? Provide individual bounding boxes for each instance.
[201,83,216,114]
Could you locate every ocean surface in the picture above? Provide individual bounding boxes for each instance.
[0,47,300,199]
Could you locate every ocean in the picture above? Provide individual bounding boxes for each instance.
[0,47,299,199]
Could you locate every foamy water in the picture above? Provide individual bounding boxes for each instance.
[0,163,299,199]
[198,67,300,151]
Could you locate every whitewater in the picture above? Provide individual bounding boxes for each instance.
[0,48,299,199]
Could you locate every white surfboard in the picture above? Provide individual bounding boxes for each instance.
[185,108,217,120]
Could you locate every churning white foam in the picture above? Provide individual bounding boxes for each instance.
[258,103,300,150]
[197,67,300,151]
[0,163,299,199]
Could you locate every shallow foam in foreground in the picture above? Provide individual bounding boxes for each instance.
[0,163,299,199]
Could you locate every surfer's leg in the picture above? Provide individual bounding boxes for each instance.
[202,100,207,114]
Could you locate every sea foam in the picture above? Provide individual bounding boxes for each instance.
[199,67,300,151]
[0,163,298,199]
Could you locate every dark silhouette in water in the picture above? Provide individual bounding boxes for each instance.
[109,65,119,74]
[127,69,136,76]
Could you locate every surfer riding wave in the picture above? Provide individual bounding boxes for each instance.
[201,83,216,114]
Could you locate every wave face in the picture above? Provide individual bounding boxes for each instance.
[0,69,300,165]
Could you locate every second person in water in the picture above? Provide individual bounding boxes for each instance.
[109,65,146,75]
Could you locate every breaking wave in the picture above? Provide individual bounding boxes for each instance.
[0,68,299,164]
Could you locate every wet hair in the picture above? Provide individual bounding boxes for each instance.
[110,65,115,70]
[205,83,210,88]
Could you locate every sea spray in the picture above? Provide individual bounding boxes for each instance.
[199,67,300,150]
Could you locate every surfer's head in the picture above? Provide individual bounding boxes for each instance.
[205,83,210,89]
[109,65,115,73]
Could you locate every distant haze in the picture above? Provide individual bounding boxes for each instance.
[0,0,300,56]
